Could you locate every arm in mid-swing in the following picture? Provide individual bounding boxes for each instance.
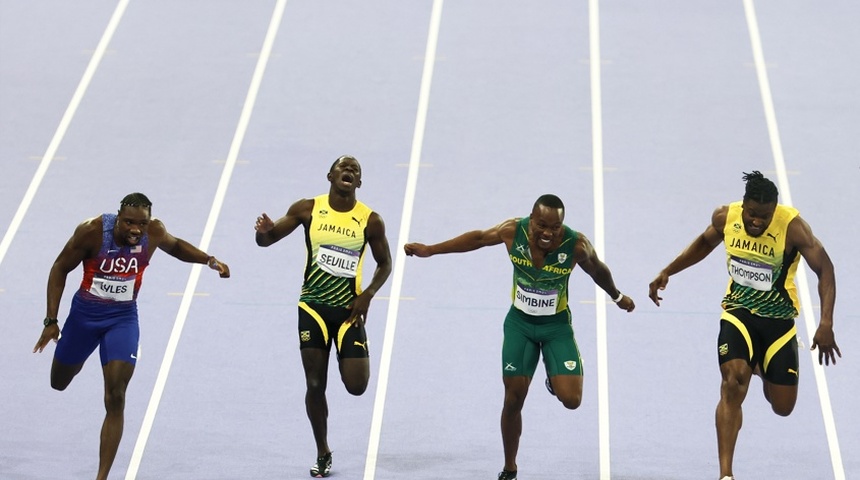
[649,205,726,306]
[255,199,312,247]
[348,212,392,324]
[34,217,101,353]
[787,215,839,365]
[404,218,518,258]
[150,219,230,278]
[574,234,635,312]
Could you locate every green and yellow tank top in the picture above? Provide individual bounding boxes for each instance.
[508,217,578,316]
[721,201,800,319]
[300,194,372,307]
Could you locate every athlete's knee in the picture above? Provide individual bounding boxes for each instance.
[50,377,71,391]
[50,364,80,391]
[767,389,797,416]
[502,386,528,412]
[560,392,582,410]
[771,402,794,417]
[103,385,127,412]
[720,363,751,398]
[306,376,327,395]
[343,377,368,396]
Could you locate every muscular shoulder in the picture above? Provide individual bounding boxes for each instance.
[572,233,594,263]
[366,211,386,235]
[711,205,729,230]
[71,215,104,246]
[785,214,815,249]
[60,216,104,259]
[289,198,315,223]
[497,217,520,241]
[146,218,167,239]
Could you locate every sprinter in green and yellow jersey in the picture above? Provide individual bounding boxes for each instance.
[648,171,840,480]
[255,155,392,479]
[405,194,635,480]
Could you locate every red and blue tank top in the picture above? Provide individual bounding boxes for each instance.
[77,213,150,304]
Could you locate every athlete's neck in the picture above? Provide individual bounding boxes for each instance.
[328,191,357,212]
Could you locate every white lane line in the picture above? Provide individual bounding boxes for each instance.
[588,1,612,478]
[123,1,288,477]
[0,0,130,269]
[363,1,444,479]
[742,1,845,479]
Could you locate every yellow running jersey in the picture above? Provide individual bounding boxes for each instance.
[300,194,372,307]
[721,201,800,319]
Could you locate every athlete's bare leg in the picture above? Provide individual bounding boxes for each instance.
[339,357,369,396]
[97,360,135,480]
[716,359,753,479]
[500,376,530,473]
[50,358,84,390]
[301,348,331,457]
[546,374,583,410]
[761,381,797,416]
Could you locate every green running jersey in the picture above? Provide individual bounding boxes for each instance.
[508,217,578,316]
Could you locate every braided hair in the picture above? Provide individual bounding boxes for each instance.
[119,192,153,212]
[742,171,778,204]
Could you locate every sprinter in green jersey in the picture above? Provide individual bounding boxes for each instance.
[648,171,840,480]
[405,194,635,480]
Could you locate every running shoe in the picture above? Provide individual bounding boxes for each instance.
[498,469,517,480]
[719,476,734,480]
[310,452,332,478]
[545,377,556,396]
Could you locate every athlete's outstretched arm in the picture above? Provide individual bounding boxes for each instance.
[790,215,839,365]
[152,220,230,278]
[404,218,517,258]
[648,206,726,306]
[575,234,635,312]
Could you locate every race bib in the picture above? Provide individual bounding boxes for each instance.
[88,276,135,301]
[728,256,773,291]
[514,284,558,316]
[317,245,360,278]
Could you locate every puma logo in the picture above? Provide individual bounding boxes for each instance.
[351,217,363,227]
[354,340,367,350]
[766,232,779,242]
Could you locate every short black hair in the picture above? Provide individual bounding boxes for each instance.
[120,192,152,211]
[534,194,565,211]
[330,155,358,172]
[742,171,778,204]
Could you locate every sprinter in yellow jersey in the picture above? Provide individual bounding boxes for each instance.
[405,194,635,480]
[255,156,392,478]
[648,171,839,480]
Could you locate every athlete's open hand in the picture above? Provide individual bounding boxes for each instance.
[648,271,670,306]
[255,213,275,234]
[403,243,432,258]
[811,324,841,366]
[33,323,60,353]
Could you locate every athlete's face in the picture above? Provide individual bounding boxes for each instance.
[741,199,776,238]
[327,156,362,192]
[529,204,564,251]
[114,205,151,247]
